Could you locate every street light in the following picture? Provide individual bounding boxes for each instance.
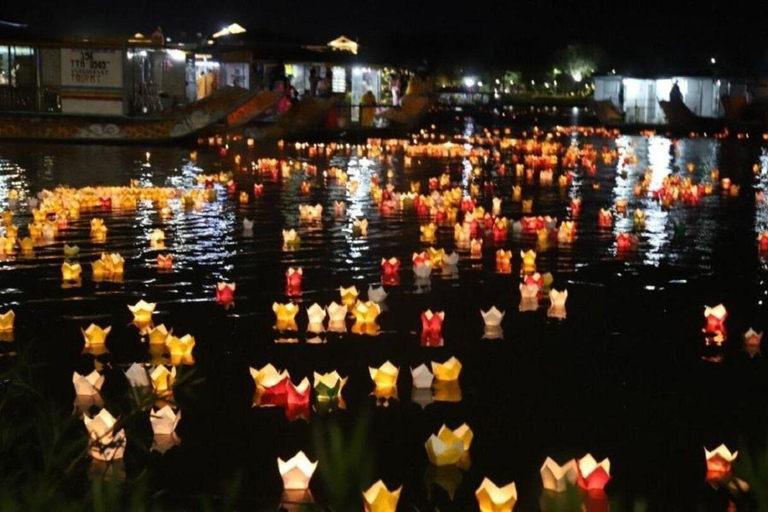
[710,57,716,65]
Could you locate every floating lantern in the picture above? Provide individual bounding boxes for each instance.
[151,365,176,396]
[90,218,108,241]
[431,356,462,382]
[61,261,82,281]
[442,251,459,266]
[216,282,236,305]
[239,191,249,204]
[570,198,582,216]
[597,209,612,228]
[421,310,444,338]
[124,363,150,388]
[286,378,311,419]
[363,481,401,512]
[306,303,327,329]
[353,218,369,237]
[616,233,638,251]
[128,299,156,323]
[481,307,505,327]
[522,199,533,214]
[20,237,34,253]
[520,249,536,273]
[149,229,165,248]
[148,324,171,345]
[278,451,318,490]
[470,238,483,259]
[326,302,348,324]
[334,201,346,216]
[475,478,517,512]
[368,285,388,303]
[313,371,347,401]
[353,301,381,323]
[84,409,126,461]
[425,424,473,466]
[299,204,323,222]
[286,267,303,294]
[576,454,611,490]
[381,257,401,282]
[704,444,738,483]
[273,302,300,322]
[282,229,301,248]
[165,334,195,359]
[339,286,359,307]
[703,304,727,334]
[411,364,435,389]
[633,209,647,229]
[157,254,173,270]
[540,457,577,492]
[64,244,80,258]
[81,324,111,346]
[369,361,399,391]
[496,250,512,273]
[420,223,437,241]
[243,218,254,232]
[150,405,180,436]
[520,282,539,299]
[549,289,568,307]
[72,370,105,396]
[743,328,763,357]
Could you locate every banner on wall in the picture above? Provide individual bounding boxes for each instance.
[61,48,122,88]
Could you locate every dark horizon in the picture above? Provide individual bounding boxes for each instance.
[3,0,768,73]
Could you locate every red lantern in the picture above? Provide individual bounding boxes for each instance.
[216,282,236,305]
[576,455,611,491]
[571,198,582,216]
[704,304,728,334]
[758,232,768,252]
[598,209,612,228]
[420,310,444,339]
[253,184,264,197]
[259,377,289,407]
[99,197,112,210]
[616,233,638,251]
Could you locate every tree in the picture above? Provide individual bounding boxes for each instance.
[557,43,606,83]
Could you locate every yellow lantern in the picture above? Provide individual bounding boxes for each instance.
[148,324,172,345]
[165,334,195,357]
[150,365,176,395]
[273,302,299,322]
[425,424,473,466]
[369,361,399,391]
[90,218,107,241]
[475,478,517,512]
[63,244,80,258]
[520,250,536,273]
[61,262,83,281]
[128,299,156,323]
[431,356,462,382]
[0,310,15,332]
[363,480,401,512]
[339,286,359,307]
[149,229,165,248]
[81,324,112,346]
[420,223,437,241]
[353,301,381,323]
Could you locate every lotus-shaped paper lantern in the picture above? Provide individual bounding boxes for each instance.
[381,257,400,276]
[283,229,301,248]
[278,451,318,490]
[431,356,462,382]
[84,409,126,461]
[442,251,459,266]
[334,200,346,216]
[306,303,327,330]
[73,370,105,396]
[243,218,254,232]
[597,208,612,228]
[148,324,171,345]
[216,282,236,305]
[61,261,82,281]
[313,371,347,401]
[495,250,512,273]
[616,233,638,251]
[522,199,533,213]
[576,454,611,490]
[64,244,80,258]
[151,365,176,396]
[90,218,108,241]
[299,204,323,222]
[704,444,738,483]
[475,478,517,512]
[286,267,303,293]
[368,285,388,303]
[339,286,359,307]
[470,238,483,259]
[273,302,300,322]
[157,254,173,270]
[128,299,156,323]
[165,333,195,358]
[411,364,435,389]
[124,363,150,388]
[326,302,348,324]
[421,223,438,242]
[481,307,505,327]
[425,424,473,466]
[150,405,181,435]
[759,232,768,252]
[540,457,577,492]
[743,328,763,357]
[369,361,399,391]
[149,228,165,248]
[353,301,381,323]
[520,282,540,299]
[353,218,369,237]
[520,249,536,274]
[549,289,568,307]
[704,304,727,334]
[421,310,444,338]
[81,324,111,346]
[633,209,647,228]
[363,480,401,512]
[557,221,575,243]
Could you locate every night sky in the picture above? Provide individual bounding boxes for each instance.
[3,0,767,73]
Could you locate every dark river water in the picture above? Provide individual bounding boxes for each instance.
[1,119,768,511]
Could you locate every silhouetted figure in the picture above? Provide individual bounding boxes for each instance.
[670,81,683,103]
